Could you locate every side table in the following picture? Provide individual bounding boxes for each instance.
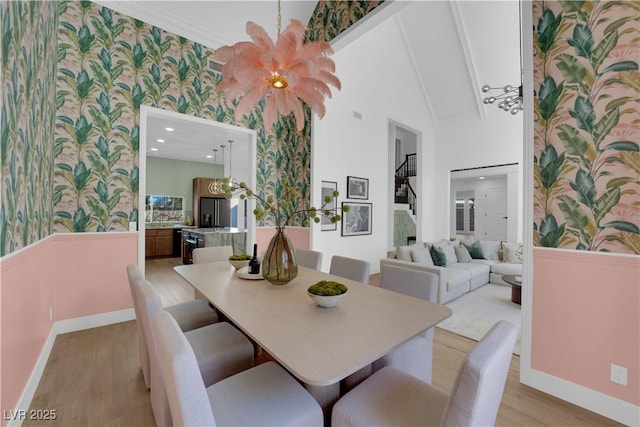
[501,274,522,305]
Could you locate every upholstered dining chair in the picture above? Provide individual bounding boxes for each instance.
[295,248,323,270]
[126,264,219,389]
[134,279,254,427]
[372,263,439,383]
[192,245,234,264]
[332,320,517,427]
[152,310,324,427]
[329,255,370,283]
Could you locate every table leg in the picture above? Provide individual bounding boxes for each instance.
[303,383,340,427]
[511,286,521,305]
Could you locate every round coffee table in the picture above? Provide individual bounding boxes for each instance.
[501,274,522,305]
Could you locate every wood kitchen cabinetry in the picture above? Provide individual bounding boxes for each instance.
[145,229,174,258]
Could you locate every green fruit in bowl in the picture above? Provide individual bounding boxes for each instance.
[229,253,251,260]
[308,280,348,296]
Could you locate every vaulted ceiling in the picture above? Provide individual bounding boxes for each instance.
[97,0,521,161]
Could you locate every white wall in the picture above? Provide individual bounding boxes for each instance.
[433,112,523,242]
[312,15,435,274]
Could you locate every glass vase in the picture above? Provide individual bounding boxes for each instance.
[262,226,298,285]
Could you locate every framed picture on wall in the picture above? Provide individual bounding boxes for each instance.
[320,180,338,231]
[341,202,372,236]
[346,176,368,199]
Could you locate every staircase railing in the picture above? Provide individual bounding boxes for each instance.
[394,176,417,216]
[395,153,417,178]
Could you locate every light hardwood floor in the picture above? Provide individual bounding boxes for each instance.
[24,258,621,427]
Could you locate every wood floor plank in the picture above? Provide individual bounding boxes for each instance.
[23,258,621,427]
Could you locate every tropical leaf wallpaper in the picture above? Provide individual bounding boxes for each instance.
[306,0,384,43]
[533,0,640,254]
[0,1,58,257]
[1,0,388,256]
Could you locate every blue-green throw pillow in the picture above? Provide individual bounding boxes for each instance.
[462,240,485,259]
[430,245,448,266]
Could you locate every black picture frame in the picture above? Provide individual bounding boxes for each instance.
[320,180,338,231]
[341,202,372,236]
[346,176,368,199]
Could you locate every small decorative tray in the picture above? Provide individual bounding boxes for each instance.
[237,266,264,280]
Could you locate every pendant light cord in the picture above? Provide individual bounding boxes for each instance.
[277,0,282,36]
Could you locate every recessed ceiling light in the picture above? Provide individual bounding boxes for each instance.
[165,127,174,132]
[479,176,485,180]
[150,148,158,151]
[157,139,165,143]
[206,155,213,159]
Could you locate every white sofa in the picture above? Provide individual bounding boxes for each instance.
[382,239,522,304]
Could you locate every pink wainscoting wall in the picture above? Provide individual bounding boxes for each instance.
[532,248,640,405]
[0,232,138,422]
[52,233,137,320]
[1,237,55,423]
[255,227,310,254]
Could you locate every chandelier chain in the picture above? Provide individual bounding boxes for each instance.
[277,0,282,36]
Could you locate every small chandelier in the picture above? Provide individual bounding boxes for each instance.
[214,0,341,133]
[482,84,524,115]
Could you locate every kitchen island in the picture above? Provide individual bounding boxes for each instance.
[182,227,247,264]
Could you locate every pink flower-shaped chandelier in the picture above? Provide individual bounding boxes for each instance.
[214,4,341,133]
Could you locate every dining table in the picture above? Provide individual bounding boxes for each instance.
[173,261,452,421]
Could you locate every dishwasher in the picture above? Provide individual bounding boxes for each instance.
[172,228,182,258]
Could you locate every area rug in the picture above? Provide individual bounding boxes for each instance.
[436,284,521,355]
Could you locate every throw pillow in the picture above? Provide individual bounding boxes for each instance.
[454,244,472,263]
[479,240,501,261]
[396,242,425,261]
[432,244,457,265]
[429,245,448,266]
[503,242,523,263]
[411,246,434,266]
[462,240,484,259]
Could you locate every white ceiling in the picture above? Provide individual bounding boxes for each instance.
[98,0,520,164]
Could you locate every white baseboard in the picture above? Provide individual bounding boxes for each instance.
[55,308,135,334]
[525,368,639,426]
[7,309,135,427]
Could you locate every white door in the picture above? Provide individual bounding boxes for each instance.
[483,188,508,241]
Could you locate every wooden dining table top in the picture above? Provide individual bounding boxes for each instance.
[173,261,452,387]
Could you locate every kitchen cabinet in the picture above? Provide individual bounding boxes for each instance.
[193,177,226,198]
[146,229,174,258]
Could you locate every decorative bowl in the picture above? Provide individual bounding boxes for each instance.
[229,259,250,270]
[307,281,348,308]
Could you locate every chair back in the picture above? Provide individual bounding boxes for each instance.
[440,320,517,427]
[295,248,323,270]
[380,264,437,302]
[132,279,173,427]
[330,255,370,283]
[193,246,233,264]
[152,310,217,426]
[126,264,150,388]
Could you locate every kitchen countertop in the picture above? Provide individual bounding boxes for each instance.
[145,223,197,230]
[185,227,247,234]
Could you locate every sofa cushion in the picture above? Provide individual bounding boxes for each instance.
[449,262,491,277]
[446,268,471,292]
[454,245,472,263]
[433,243,457,266]
[503,242,523,262]
[429,246,448,266]
[490,262,522,276]
[479,240,501,261]
[397,242,425,261]
[461,240,485,259]
[411,246,434,266]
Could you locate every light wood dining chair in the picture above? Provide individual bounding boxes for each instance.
[126,264,219,389]
[372,263,439,383]
[152,310,324,427]
[193,245,234,264]
[329,255,370,283]
[332,320,517,427]
[295,248,323,270]
[134,279,254,427]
